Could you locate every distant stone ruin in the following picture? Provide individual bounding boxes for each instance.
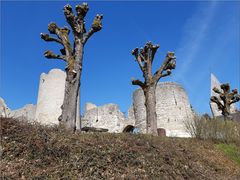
[82,103,134,133]
[1,69,195,137]
[35,69,81,128]
[0,98,35,121]
[210,73,237,117]
[10,104,36,121]
[130,82,194,137]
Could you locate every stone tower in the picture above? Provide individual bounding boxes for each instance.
[210,73,237,117]
[35,69,80,128]
[132,82,194,137]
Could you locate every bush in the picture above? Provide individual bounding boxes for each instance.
[185,115,240,145]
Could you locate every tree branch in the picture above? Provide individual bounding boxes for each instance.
[131,78,146,88]
[153,52,176,82]
[40,33,63,45]
[75,3,89,34]
[230,92,240,105]
[44,50,66,61]
[210,96,224,110]
[131,48,144,72]
[160,70,172,78]
[47,22,73,57]
[220,83,230,94]
[212,87,222,94]
[151,44,160,62]
[82,14,103,44]
[63,4,78,35]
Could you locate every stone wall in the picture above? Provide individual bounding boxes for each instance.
[10,104,36,121]
[132,82,194,137]
[35,69,80,127]
[82,103,134,133]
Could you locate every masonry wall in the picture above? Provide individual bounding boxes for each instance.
[133,82,194,137]
[82,103,134,133]
[35,69,80,127]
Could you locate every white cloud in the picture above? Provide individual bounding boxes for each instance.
[173,1,218,82]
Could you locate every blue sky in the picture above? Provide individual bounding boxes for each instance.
[1,1,239,115]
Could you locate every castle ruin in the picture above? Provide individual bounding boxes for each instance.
[1,69,195,137]
[35,69,80,129]
[130,82,194,137]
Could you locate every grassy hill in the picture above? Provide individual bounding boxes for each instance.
[1,118,240,179]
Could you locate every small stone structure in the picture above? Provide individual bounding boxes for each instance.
[35,69,80,128]
[131,82,194,137]
[82,103,134,133]
[210,73,237,117]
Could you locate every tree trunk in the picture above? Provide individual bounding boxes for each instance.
[59,41,83,132]
[144,84,158,135]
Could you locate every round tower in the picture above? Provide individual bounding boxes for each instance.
[133,82,194,137]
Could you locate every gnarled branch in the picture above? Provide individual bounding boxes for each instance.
[132,78,146,88]
[40,33,63,45]
[160,69,172,78]
[131,48,144,72]
[75,3,89,33]
[153,52,176,82]
[63,4,78,35]
[44,50,66,61]
[47,22,73,57]
[82,14,103,44]
[213,87,221,94]
[210,96,224,110]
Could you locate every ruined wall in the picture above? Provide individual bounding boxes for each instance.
[35,69,80,127]
[133,82,194,137]
[82,103,134,133]
[10,104,36,121]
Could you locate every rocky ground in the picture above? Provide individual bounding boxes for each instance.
[1,117,240,179]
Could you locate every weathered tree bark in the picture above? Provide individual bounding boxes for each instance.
[41,3,103,132]
[210,83,240,120]
[131,42,176,135]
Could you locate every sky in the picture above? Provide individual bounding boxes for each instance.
[1,1,240,116]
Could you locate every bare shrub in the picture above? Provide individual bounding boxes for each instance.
[185,115,240,145]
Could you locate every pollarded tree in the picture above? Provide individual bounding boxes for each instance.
[41,3,103,131]
[211,83,240,119]
[131,42,176,135]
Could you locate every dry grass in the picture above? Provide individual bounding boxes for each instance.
[185,116,240,145]
[1,117,240,179]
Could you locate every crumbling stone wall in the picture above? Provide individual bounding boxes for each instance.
[82,103,134,133]
[10,104,36,121]
[132,82,194,137]
[35,69,80,127]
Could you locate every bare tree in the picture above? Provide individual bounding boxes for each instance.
[41,3,103,131]
[131,42,176,135]
[211,83,240,120]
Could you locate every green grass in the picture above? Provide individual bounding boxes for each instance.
[216,143,240,166]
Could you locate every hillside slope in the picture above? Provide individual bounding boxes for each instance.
[1,118,240,179]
